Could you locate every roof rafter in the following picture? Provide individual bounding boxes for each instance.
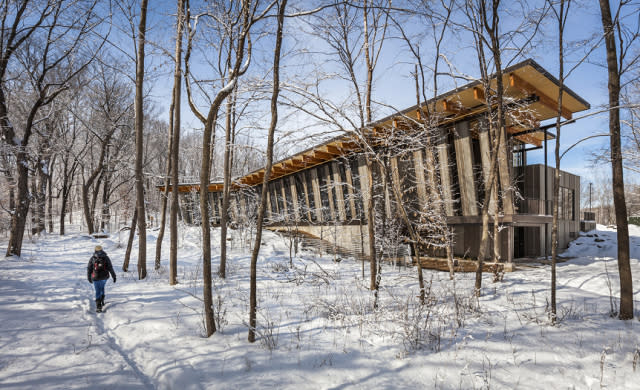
[509,73,572,120]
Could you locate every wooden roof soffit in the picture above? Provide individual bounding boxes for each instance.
[334,140,360,153]
[312,149,333,160]
[320,144,341,155]
[302,152,324,164]
[271,166,287,176]
[442,99,468,115]
[509,73,572,120]
[507,127,542,147]
[473,87,485,102]
[508,109,541,130]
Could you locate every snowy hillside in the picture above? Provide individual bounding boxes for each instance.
[1,224,639,389]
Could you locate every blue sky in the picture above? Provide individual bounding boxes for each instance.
[140,1,638,190]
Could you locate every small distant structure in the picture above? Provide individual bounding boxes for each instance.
[159,59,589,266]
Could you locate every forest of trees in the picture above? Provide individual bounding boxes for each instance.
[1,0,638,338]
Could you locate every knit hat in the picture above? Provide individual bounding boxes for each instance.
[95,245,102,252]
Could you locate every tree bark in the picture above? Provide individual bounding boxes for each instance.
[549,0,569,324]
[135,0,149,280]
[249,0,287,343]
[598,0,633,320]
[169,0,185,286]
[219,87,234,279]
[156,78,175,271]
[363,0,379,292]
[123,207,138,272]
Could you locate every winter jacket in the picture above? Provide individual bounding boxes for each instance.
[87,250,116,283]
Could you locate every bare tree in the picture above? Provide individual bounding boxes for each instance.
[249,0,287,344]
[184,0,270,337]
[170,0,186,285]
[133,0,149,279]
[598,0,637,320]
[1,0,104,256]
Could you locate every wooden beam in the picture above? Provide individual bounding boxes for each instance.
[312,150,333,160]
[507,127,542,147]
[473,87,485,102]
[442,99,468,114]
[303,154,324,164]
[335,140,359,151]
[271,167,286,176]
[453,121,478,216]
[509,73,572,120]
[509,109,540,129]
[321,144,340,155]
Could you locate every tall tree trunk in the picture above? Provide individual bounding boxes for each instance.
[123,207,138,272]
[60,173,71,236]
[35,158,47,235]
[219,87,234,279]
[60,192,68,236]
[474,0,509,296]
[100,168,110,232]
[7,150,31,256]
[249,0,287,343]
[169,0,185,286]
[47,161,54,233]
[598,0,633,320]
[549,0,569,324]
[156,80,175,271]
[363,0,378,292]
[135,0,149,280]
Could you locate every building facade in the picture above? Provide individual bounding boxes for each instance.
[161,59,589,264]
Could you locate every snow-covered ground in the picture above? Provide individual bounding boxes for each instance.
[1,224,639,389]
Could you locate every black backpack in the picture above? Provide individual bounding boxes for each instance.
[92,255,108,279]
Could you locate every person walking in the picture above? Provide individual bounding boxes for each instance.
[87,245,116,312]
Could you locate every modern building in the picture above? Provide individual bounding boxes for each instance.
[160,59,590,264]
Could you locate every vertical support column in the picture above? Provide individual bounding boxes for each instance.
[357,156,370,219]
[301,172,313,221]
[265,190,273,220]
[310,167,323,222]
[323,164,337,221]
[331,161,347,221]
[498,125,514,215]
[478,119,496,215]
[413,150,428,209]
[288,176,300,221]
[344,163,357,220]
[278,180,289,221]
[390,156,401,201]
[382,163,392,219]
[453,121,478,216]
[437,128,454,216]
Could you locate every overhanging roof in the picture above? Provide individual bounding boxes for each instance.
[159,59,590,194]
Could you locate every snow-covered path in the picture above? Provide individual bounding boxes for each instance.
[1,224,640,389]
[0,235,150,389]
